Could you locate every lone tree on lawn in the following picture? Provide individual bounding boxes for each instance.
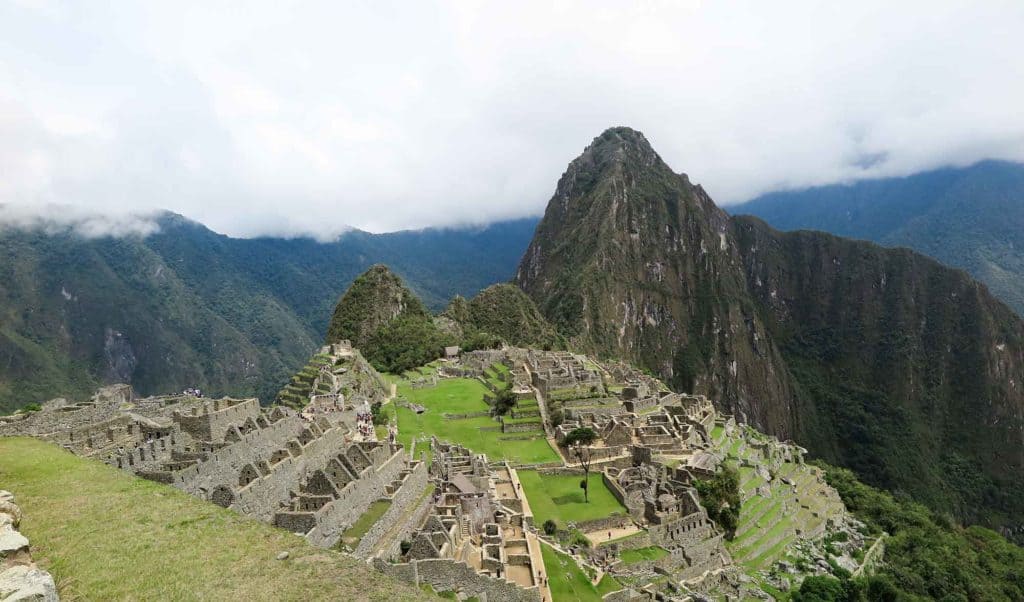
[562,427,598,502]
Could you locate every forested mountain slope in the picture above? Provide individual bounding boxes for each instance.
[733,160,1024,316]
[0,214,535,412]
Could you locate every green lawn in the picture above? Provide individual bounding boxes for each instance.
[0,437,432,601]
[387,377,558,464]
[619,546,669,564]
[540,542,621,602]
[339,500,391,547]
[517,470,626,527]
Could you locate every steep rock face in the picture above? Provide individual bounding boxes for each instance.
[516,127,797,435]
[325,264,430,349]
[517,127,1024,527]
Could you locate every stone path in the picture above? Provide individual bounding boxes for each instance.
[526,529,553,602]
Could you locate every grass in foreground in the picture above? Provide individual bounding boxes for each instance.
[540,542,620,602]
[388,376,558,464]
[517,470,626,526]
[0,437,432,602]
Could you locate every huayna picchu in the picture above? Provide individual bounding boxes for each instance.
[516,127,1024,534]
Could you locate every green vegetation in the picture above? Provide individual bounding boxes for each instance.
[736,160,1024,318]
[326,265,453,374]
[561,426,599,502]
[365,313,451,374]
[787,463,1024,601]
[694,463,741,538]
[490,383,517,416]
[0,437,429,601]
[517,470,626,527]
[619,546,668,564]
[450,284,562,350]
[385,376,558,464]
[339,500,391,548]
[540,542,620,602]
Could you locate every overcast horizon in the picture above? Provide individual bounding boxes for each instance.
[2,1,1023,239]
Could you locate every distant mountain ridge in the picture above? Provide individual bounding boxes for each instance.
[0,214,537,413]
[516,127,1024,530]
[732,160,1024,316]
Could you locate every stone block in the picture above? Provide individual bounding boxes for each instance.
[0,565,59,602]
[0,526,30,559]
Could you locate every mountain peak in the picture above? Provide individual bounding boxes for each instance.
[325,264,428,348]
[581,126,660,169]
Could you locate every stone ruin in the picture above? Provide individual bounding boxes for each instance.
[277,342,389,414]
[526,350,604,399]
[604,462,728,580]
[0,381,423,553]
[375,439,545,602]
[0,342,860,601]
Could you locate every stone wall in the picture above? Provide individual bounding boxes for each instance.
[375,557,541,602]
[304,447,408,548]
[0,491,58,601]
[577,513,632,533]
[368,479,436,562]
[353,459,430,558]
[174,398,260,442]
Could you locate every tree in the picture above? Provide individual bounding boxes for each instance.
[370,401,388,426]
[542,519,558,536]
[694,462,741,539]
[491,385,517,416]
[562,427,598,502]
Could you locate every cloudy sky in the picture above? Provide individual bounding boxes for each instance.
[2,1,1023,238]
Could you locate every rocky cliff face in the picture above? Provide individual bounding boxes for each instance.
[516,127,1024,527]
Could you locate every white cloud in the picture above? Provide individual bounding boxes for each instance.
[0,0,1022,238]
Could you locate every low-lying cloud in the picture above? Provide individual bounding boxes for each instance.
[0,204,162,238]
[1,1,1022,239]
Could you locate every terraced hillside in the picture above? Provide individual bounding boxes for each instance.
[275,343,387,411]
[711,425,856,593]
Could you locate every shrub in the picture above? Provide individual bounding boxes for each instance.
[694,463,741,539]
[491,386,517,416]
[542,519,557,536]
[370,401,388,426]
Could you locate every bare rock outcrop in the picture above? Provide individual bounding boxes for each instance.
[0,491,59,602]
